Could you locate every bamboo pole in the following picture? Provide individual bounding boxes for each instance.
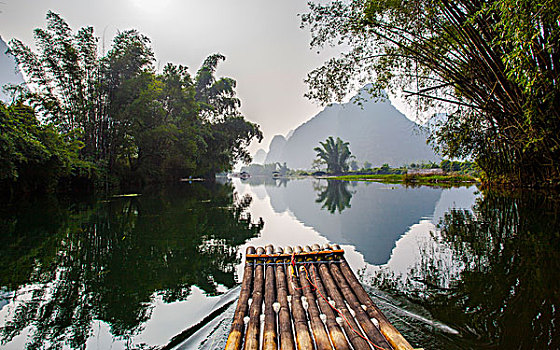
[244,246,265,350]
[329,262,392,349]
[285,246,314,350]
[274,247,296,350]
[263,245,278,350]
[307,262,351,350]
[317,261,372,349]
[307,255,350,350]
[225,246,255,350]
[339,259,414,350]
[298,249,333,349]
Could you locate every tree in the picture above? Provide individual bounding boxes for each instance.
[195,54,241,121]
[276,162,289,176]
[311,159,325,171]
[313,136,353,174]
[193,55,263,177]
[302,0,560,186]
[8,12,262,189]
[9,12,154,165]
[349,160,359,171]
[0,100,92,194]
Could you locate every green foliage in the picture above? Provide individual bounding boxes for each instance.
[353,163,407,175]
[439,160,479,175]
[332,173,477,186]
[302,0,560,186]
[407,161,440,170]
[313,136,354,174]
[7,12,262,191]
[0,101,94,193]
[195,54,241,121]
[196,115,262,178]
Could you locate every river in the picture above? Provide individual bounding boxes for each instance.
[0,178,558,349]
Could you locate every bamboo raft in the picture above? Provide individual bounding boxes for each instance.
[225,244,416,350]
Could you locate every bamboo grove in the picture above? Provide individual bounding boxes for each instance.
[302,0,560,186]
[3,12,262,193]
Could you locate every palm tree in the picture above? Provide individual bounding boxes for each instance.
[315,180,353,213]
[313,136,353,174]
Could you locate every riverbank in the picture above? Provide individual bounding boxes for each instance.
[327,173,479,186]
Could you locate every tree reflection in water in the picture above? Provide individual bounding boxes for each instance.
[314,180,354,213]
[369,190,560,349]
[0,183,263,349]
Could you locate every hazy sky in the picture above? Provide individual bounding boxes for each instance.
[0,0,349,153]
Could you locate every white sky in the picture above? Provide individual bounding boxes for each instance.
[0,0,415,154]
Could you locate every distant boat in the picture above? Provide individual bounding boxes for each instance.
[239,172,251,180]
[180,177,204,182]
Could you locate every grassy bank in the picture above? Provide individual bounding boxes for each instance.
[329,173,479,185]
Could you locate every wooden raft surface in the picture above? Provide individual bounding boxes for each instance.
[225,244,416,350]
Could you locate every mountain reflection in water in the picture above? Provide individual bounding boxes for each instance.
[262,178,443,265]
[362,189,560,349]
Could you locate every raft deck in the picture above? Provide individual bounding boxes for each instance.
[225,244,415,350]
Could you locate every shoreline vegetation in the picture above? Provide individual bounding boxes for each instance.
[238,173,478,188]
[1,12,262,197]
[241,160,480,188]
[327,173,478,186]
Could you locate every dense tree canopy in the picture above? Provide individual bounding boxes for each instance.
[302,0,560,186]
[5,12,262,192]
[0,101,91,194]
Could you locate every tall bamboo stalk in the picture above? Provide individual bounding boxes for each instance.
[308,262,351,350]
[244,247,265,350]
[339,259,413,350]
[225,246,255,350]
[298,265,333,349]
[263,245,278,350]
[286,246,314,350]
[275,247,296,350]
[317,261,371,349]
[329,262,392,348]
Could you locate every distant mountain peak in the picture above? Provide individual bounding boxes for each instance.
[265,88,439,168]
[252,148,267,164]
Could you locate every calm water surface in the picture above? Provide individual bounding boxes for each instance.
[0,178,558,349]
